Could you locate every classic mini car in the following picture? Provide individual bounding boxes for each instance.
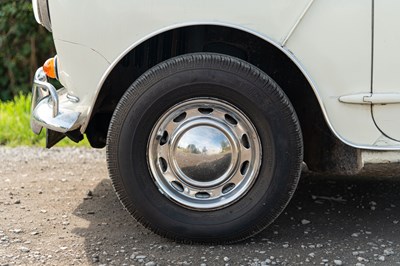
[31,0,400,243]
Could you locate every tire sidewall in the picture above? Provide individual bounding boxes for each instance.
[108,53,302,242]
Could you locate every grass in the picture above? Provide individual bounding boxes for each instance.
[0,93,90,147]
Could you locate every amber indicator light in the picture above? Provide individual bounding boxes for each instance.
[43,57,57,79]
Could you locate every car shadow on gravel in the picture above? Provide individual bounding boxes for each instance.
[72,170,400,265]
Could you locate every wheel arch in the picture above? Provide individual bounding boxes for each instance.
[86,23,361,174]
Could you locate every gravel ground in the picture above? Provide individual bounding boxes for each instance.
[1,147,400,265]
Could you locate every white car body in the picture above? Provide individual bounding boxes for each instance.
[32,0,400,150]
[30,0,400,242]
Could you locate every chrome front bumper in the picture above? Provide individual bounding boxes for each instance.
[31,67,80,134]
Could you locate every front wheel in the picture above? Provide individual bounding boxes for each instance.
[107,53,303,243]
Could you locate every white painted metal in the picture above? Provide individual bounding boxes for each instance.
[284,0,389,147]
[281,0,315,46]
[49,0,312,132]
[50,0,311,62]
[372,0,400,141]
[42,0,400,149]
[53,39,110,127]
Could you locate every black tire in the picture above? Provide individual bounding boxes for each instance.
[107,53,303,243]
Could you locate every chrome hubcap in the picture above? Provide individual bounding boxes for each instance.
[147,98,261,210]
[174,125,235,185]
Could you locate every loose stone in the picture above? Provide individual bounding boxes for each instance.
[19,247,30,253]
[334,259,343,265]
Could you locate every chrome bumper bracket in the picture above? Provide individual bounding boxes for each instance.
[31,67,80,134]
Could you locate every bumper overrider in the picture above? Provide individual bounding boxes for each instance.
[31,67,80,135]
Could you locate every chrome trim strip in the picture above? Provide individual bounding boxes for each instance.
[37,0,52,32]
[32,0,41,24]
[85,22,400,150]
[282,0,315,46]
[54,55,59,80]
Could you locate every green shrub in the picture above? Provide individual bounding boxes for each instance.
[0,93,89,147]
[0,0,55,101]
[0,1,89,147]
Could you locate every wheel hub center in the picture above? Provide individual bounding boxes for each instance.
[174,125,233,183]
[148,98,261,210]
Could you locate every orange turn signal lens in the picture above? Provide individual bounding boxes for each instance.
[43,57,57,79]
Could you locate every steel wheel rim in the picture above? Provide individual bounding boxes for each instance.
[147,98,262,210]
